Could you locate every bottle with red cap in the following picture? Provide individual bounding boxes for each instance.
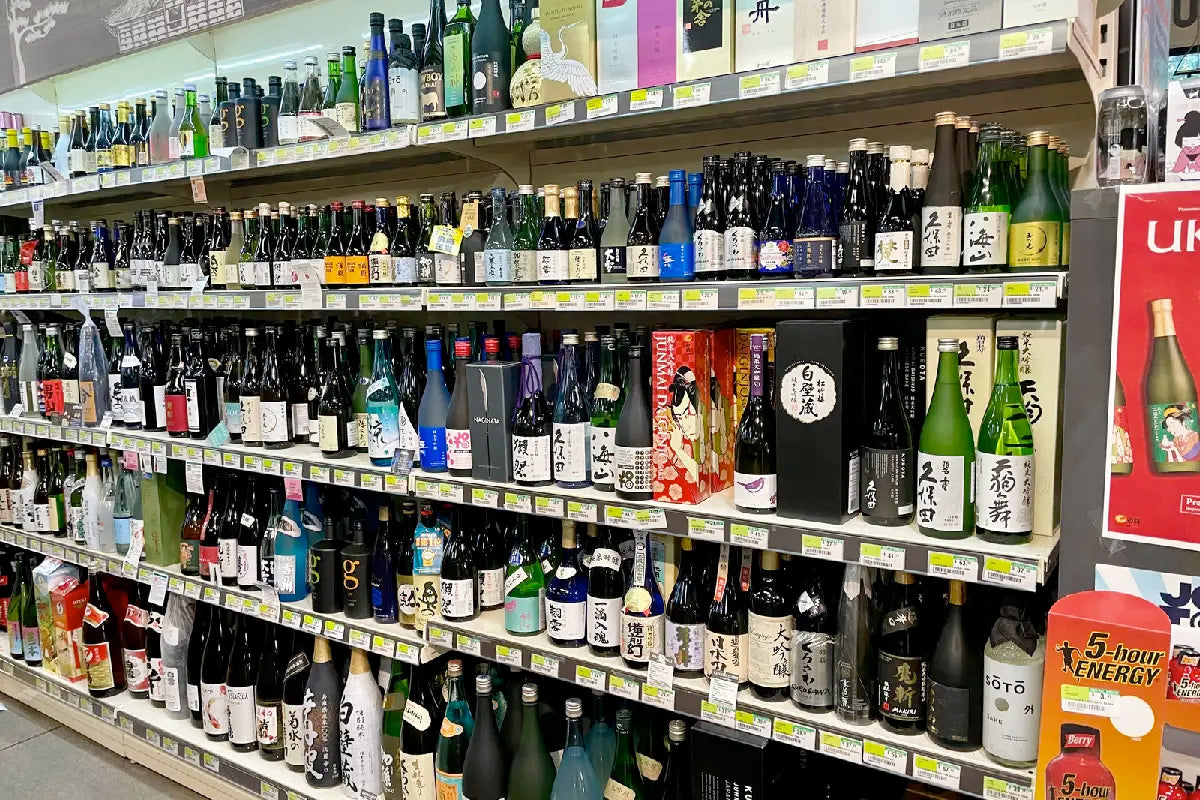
[1161,767,1190,800]
[1045,723,1116,800]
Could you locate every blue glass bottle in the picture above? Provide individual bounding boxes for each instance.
[274,490,309,602]
[551,698,602,800]
[512,331,552,486]
[584,693,616,784]
[758,167,794,278]
[686,172,702,216]
[369,504,398,622]
[619,530,665,669]
[546,520,588,647]
[417,336,450,472]
[553,333,591,489]
[657,169,694,282]
[363,13,391,130]
[787,162,804,235]
[794,154,838,279]
[302,481,324,543]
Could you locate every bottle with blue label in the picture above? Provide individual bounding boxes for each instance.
[417,335,450,472]
[412,503,445,632]
[658,169,695,281]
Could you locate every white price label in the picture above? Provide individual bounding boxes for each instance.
[455,633,482,656]
[534,496,564,517]
[819,731,862,762]
[681,288,718,310]
[927,552,979,581]
[919,41,970,72]
[860,284,905,308]
[738,71,781,99]
[953,283,1004,307]
[729,523,767,548]
[784,61,830,89]
[608,674,640,700]
[912,756,962,791]
[999,27,1054,60]
[566,501,597,522]
[495,645,522,666]
[849,52,897,82]
[862,740,907,774]
[859,543,905,570]
[529,653,560,677]
[982,557,1038,591]
[816,285,859,309]
[629,87,664,111]
[575,665,606,689]
[471,487,499,508]
[734,710,772,738]
[672,82,710,108]
[906,283,953,307]
[545,102,575,126]
[772,718,816,749]
[641,684,675,710]
[983,777,1033,800]
[585,95,618,119]
[503,492,532,514]
[504,110,535,132]
[468,116,497,138]
[687,517,725,542]
[1003,280,1058,308]
[801,535,844,561]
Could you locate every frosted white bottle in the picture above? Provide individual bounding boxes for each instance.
[339,648,383,798]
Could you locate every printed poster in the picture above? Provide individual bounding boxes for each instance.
[1106,184,1200,550]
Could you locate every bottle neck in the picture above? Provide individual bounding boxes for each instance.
[1154,306,1177,338]
[936,349,959,386]
[994,347,1019,386]
[749,344,764,399]
[565,716,586,749]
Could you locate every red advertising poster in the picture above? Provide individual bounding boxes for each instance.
[1107,185,1200,550]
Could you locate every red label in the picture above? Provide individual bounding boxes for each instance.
[1064,733,1098,749]
[164,394,188,433]
[0,597,7,628]
[19,240,35,267]
[199,546,219,581]
[84,641,115,690]
[14,270,28,292]
[124,604,150,627]
[83,602,109,627]
[42,379,63,415]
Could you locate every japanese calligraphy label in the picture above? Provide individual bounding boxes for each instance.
[916,453,969,532]
[976,452,1034,534]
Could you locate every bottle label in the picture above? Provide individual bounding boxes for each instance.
[748,613,793,691]
[345,254,369,284]
[839,220,874,270]
[626,244,659,279]
[183,380,202,430]
[368,405,401,460]
[256,704,280,746]
[982,651,1043,763]
[793,235,836,276]
[218,537,238,581]
[614,445,653,494]
[694,229,724,274]
[291,403,310,438]
[790,630,834,707]
[862,446,915,520]
[548,598,586,641]
[658,242,694,280]
[505,590,545,634]
[1007,221,1060,267]
[975,452,1033,534]
[916,453,970,532]
[509,250,535,283]
[148,656,165,701]
[32,503,50,532]
[512,434,551,482]
[434,252,459,284]
[419,425,448,471]
[1148,401,1200,464]
[552,422,589,483]
[237,543,259,586]
[704,629,748,682]
[874,230,914,271]
[878,651,927,723]
[484,249,513,284]
[964,210,1009,267]
[440,577,476,619]
[227,685,256,745]
[621,613,663,663]
[734,471,776,509]
[587,595,622,648]
[200,682,228,734]
[445,428,471,470]
[601,246,627,277]
[177,131,194,158]
[121,387,142,425]
[85,642,116,690]
[757,239,793,275]
[920,206,963,266]
[665,621,705,671]
[318,414,342,453]
[368,253,394,284]
[260,400,289,442]
[324,255,347,284]
[387,255,415,285]
[537,249,568,282]
[399,751,436,800]
[23,624,42,660]
[389,68,421,124]
[568,248,598,282]
[478,567,505,609]
[927,679,974,744]
[590,427,616,487]
[224,401,242,435]
[240,396,262,441]
[725,226,757,270]
[420,69,447,118]
[284,703,305,766]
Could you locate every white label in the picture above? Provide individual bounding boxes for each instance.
[478,567,505,608]
[983,652,1043,764]
[241,396,262,441]
[705,629,748,683]
[694,229,723,274]
[537,249,568,282]
[218,538,238,581]
[975,452,1033,534]
[260,401,289,443]
[200,682,228,735]
[920,206,963,267]
[512,435,551,482]
[748,612,793,689]
[626,245,659,279]
[724,226,756,271]
[237,544,259,586]
[547,598,587,640]
[552,422,589,483]
[402,701,432,731]
[256,704,279,746]
[440,578,476,619]
[186,680,200,712]
[621,613,663,663]
[614,446,653,494]
[916,453,968,532]
[163,666,181,711]
[284,704,306,767]
[874,231,914,271]
[590,427,616,487]
[665,621,705,671]
[590,548,622,573]
[964,211,1009,267]
[779,362,837,423]
[275,556,296,594]
[587,595,622,648]
[446,428,471,470]
[733,471,776,510]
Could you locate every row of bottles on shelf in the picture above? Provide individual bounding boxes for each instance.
[0,545,964,800]
[0,112,1070,292]
[1,311,1046,540]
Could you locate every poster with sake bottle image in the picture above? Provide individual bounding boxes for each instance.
[1106,184,1200,550]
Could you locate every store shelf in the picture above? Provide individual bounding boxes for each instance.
[0,417,1059,590]
[426,609,1035,799]
[0,272,1066,314]
[0,21,1093,212]
[0,524,433,666]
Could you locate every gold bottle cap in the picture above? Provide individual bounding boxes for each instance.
[1048,134,1061,150]
[956,115,971,129]
[970,122,980,134]
[935,110,958,126]
[564,186,578,198]
[395,195,409,205]
[1027,130,1049,146]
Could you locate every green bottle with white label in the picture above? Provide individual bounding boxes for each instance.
[975,336,1034,544]
[917,338,975,539]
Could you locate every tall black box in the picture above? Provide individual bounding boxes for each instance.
[466,362,520,482]
[775,319,864,524]
[691,721,787,799]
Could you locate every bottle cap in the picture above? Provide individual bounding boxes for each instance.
[836,162,849,174]
[911,148,930,164]
[1027,130,1049,146]
[997,335,1018,350]
[937,337,959,352]
[561,333,579,345]
[635,172,652,184]
[518,184,534,195]
[565,698,583,718]
[848,137,867,151]
[877,336,899,350]
[616,708,632,729]
[447,659,463,676]
[668,720,687,742]
[484,336,499,354]
[454,338,471,357]
[935,110,958,125]
[522,683,538,703]
[956,115,971,128]
[888,145,911,161]
[475,674,492,694]
[373,329,388,340]
[805,154,824,168]
[866,141,883,154]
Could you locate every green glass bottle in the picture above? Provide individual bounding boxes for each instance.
[443,0,475,119]
[917,338,976,540]
[351,327,371,453]
[512,185,540,284]
[1007,130,1062,270]
[435,659,474,797]
[976,336,1034,545]
[177,83,209,160]
[1050,136,1071,268]
[334,46,360,133]
[321,53,341,120]
[590,333,622,493]
[1146,298,1200,474]
[504,514,546,635]
[608,708,648,799]
[964,123,1012,273]
[506,683,555,800]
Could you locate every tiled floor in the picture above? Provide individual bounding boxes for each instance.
[0,693,201,799]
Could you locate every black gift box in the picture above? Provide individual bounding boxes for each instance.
[467,362,521,482]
